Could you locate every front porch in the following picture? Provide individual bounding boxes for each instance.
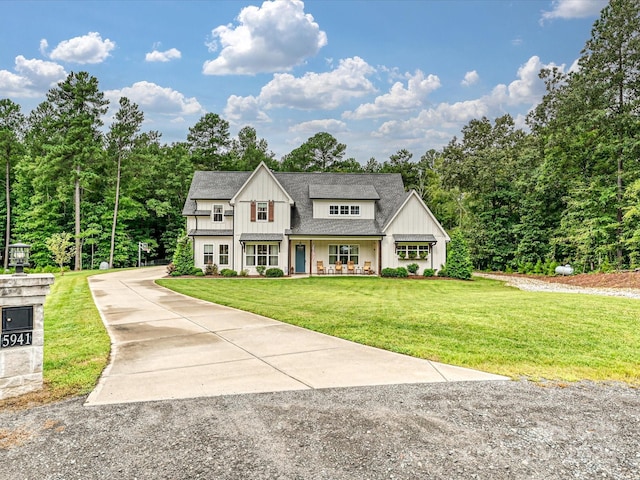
[287,237,382,276]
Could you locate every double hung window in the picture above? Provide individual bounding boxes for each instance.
[257,202,268,221]
[219,245,229,265]
[328,244,359,265]
[204,244,214,265]
[212,205,223,223]
[245,244,279,266]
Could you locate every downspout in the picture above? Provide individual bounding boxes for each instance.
[310,239,313,277]
[378,239,382,276]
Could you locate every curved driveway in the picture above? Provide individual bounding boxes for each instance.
[86,267,507,405]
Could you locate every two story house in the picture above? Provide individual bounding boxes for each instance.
[182,162,449,275]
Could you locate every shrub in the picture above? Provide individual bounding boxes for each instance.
[166,262,176,275]
[205,263,218,276]
[423,268,435,277]
[220,269,238,277]
[265,268,284,277]
[195,270,205,277]
[256,265,266,276]
[172,232,195,275]
[170,271,182,277]
[437,266,448,277]
[396,267,408,278]
[443,231,473,280]
[191,267,203,275]
[407,263,419,274]
[239,269,249,277]
[381,267,398,277]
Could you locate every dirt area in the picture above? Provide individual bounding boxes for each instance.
[489,271,640,290]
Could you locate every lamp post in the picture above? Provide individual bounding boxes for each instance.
[8,242,31,276]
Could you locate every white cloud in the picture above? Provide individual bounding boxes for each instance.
[203,0,327,75]
[461,70,479,87]
[47,32,115,64]
[492,56,563,106]
[372,55,564,145]
[105,81,204,116]
[290,119,347,133]
[0,56,67,97]
[259,56,376,110]
[343,70,441,120]
[541,0,606,23]
[224,94,271,123]
[145,48,182,63]
[225,56,376,123]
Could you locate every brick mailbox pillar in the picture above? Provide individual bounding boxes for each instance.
[0,274,54,400]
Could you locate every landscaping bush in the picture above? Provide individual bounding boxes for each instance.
[423,268,435,277]
[205,263,218,276]
[220,269,238,277]
[256,265,266,276]
[407,263,419,274]
[265,267,284,277]
[381,267,398,277]
[239,269,249,277]
[396,267,409,278]
[166,262,176,275]
[172,232,195,275]
[443,231,473,280]
[194,270,205,276]
[191,267,203,275]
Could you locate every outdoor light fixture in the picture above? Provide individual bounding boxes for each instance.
[8,242,30,276]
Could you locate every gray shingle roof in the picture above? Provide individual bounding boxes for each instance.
[308,184,380,200]
[182,171,251,215]
[394,234,438,243]
[187,229,233,236]
[182,170,408,236]
[239,233,284,242]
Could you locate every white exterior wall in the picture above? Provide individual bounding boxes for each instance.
[232,167,292,274]
[194,200,233,230]
[312,200,375,219]
[291,239,378,274]
[382,195,448,272]
[192,236,233,270]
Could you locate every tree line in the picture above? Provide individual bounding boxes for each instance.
[0,0,638,273]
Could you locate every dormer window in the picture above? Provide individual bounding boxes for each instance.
[329,204,361,216]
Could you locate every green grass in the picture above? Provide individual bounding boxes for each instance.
[157,276,640,385]
[41,270,110,401]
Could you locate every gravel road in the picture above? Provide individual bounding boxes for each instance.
[1,381,638,479]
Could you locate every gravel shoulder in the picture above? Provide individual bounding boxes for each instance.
[474,272,640,299]
[1,381,638,480]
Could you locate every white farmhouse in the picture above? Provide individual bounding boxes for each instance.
[182,162,449,275]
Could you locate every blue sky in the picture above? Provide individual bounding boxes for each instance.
[0,0,607,162]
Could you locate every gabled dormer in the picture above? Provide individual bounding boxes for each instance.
[309,184,380,220]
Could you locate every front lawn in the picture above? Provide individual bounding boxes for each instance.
[158,276,640,385]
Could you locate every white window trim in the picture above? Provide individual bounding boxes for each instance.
[212,205,223,223]
[257,202,268,222]
[328,204,361,217]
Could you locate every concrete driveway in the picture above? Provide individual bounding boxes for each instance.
[86,267,507,405]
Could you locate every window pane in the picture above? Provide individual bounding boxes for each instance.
[246,245,255,255]
[257,202,268,221]
[246,255,255,266]
[350,205,359,215]
[329,245,338,255]
[329,205,339,215]
[204,244,214,254]
[340,205,349,215]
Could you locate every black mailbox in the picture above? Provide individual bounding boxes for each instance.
[2,306,33,332]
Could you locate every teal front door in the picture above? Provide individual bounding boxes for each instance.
[295,245,306,273]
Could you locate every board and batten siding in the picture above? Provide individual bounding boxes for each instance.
[192,200,233,230]
[193,236,233,270]
[232,167,292,273]
[382,194,448,271]
[312,200,375,219]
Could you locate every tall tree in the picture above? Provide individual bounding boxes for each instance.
[575,0,640,264]
[229,126,276,170]
[45,72,109,270]
[281,132,346,172]
[187,113,231,170]
[0,99,24,269]
[106,97,144,267]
